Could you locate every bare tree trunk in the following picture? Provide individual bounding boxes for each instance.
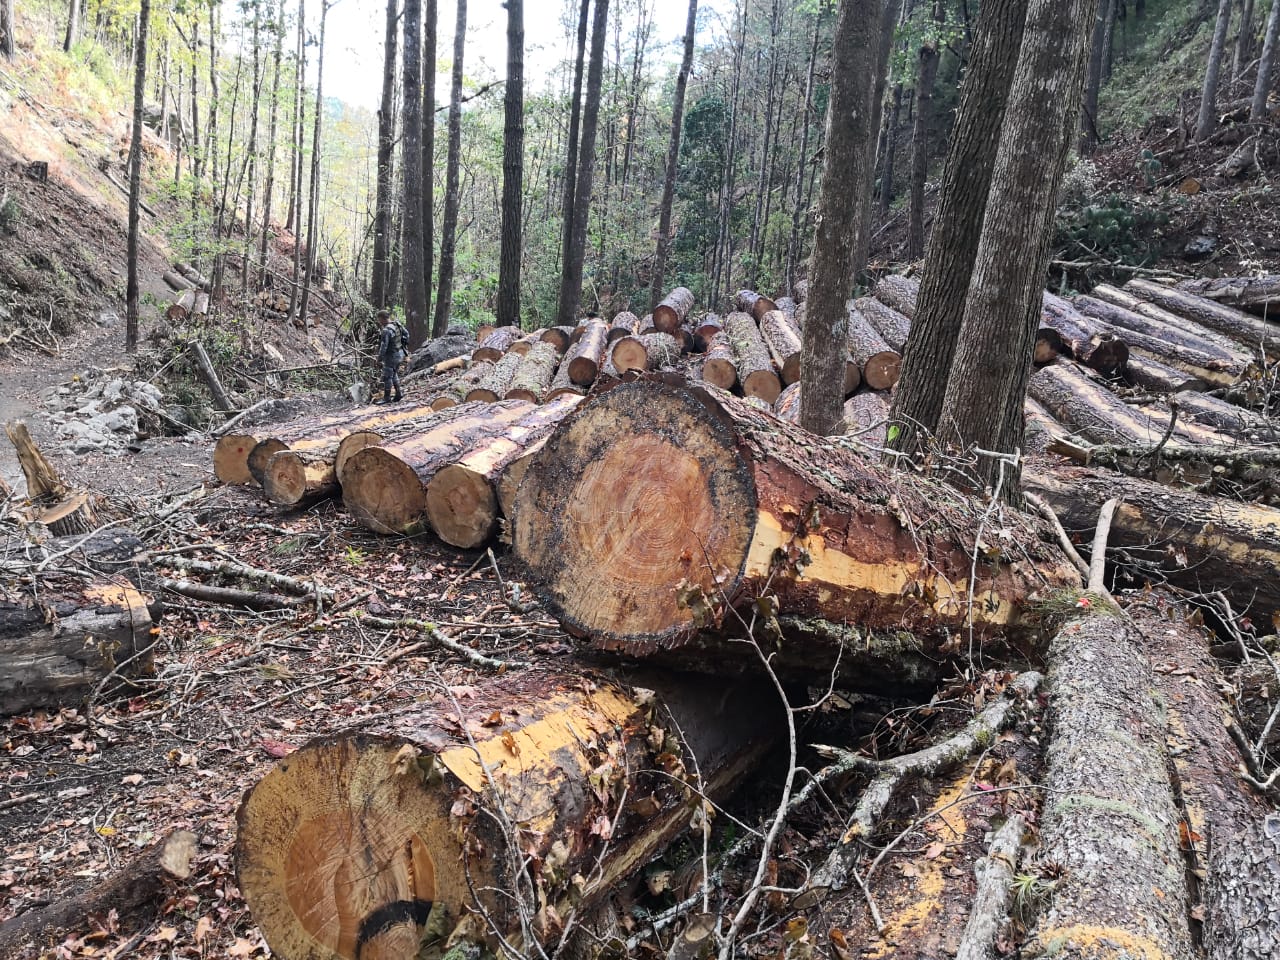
[432,0,467,336]
[558,0,591,280]
[64,0,80,52]
[937,0,1098,498]
[126,0,150,354]
[1234,0,1255,79]
[799,0,885,435]
[257,0,285,286]
[748,0,781,286]
[422,0,436,326]
[877,84,901,217]
[241,0,263,294]
[401,0,428,342]
[296,0,329,331]
[0,0,15,57]
[906,3,943,262]
[1251,0,1280,120]
[1080,0,1106,153]
[555,0,610,326]
[188,16,201,178]
[713,0,747,307]
[649,0,697,310]
[786,9,822,293]
[371,0,398,311]
[207,0,220,206]
[496,0,524,327]
[285,0,305,235]
[888,0,1028,456]
[1197,0,1234,140]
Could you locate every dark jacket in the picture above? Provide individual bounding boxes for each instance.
[378,323,404,366]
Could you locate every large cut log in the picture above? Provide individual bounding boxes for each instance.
[328,402,442,481]
[342,400,536,535]
[540,324,577,353]
[1039,294,1130,375]
[1,579,156,716]
[236,668,778,960]
[700,331,739,391]
[244,408,366,485]
[189,341,235,412]
[471,326,524,363]
[872,274,918,318]
[504,341,561,403]
[513,380,1080,659]
[544,351,587,401]
[759,309,803,384]
[735,289,778,322]
[853,296,911,353]
[773,381,802,423]
[1028,362,1188,448]
[842,391,889,446]
[607,311,640,344]
[1124,353,1205,393]
[1166,390,1278,442]
[1086,285,1252,359]
[162,269,195,291]
[5,421,98,535]
[1024,465,1280,628]
[723,311,781,403]
[431,360,492,410]
[1023,611,1194,960]
[1129,277,1280,356]
[175,261,212,291]
[1177,274,1280,315]
[465,350,523,403]
[424,395,583,548]
[611,332,682,373]
[505,331,543,357]
[846,307,901,389]
[652,287,695,334]
[1023,396,1065,453]
[564,318,610,385]
[695,312,723,341]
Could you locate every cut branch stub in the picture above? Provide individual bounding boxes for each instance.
[652,287,695,334]
[513,380,1080,656]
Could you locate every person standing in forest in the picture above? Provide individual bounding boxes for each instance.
[374,309,406,404]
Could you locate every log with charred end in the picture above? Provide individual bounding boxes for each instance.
[842,391,889,445]
[1039,296,1131,375]
[430,360,493,410]
[540,324,577,353]
[1171,390,1278,441]
[846,307,901,390]
[872,274,919,318]
[464,350,524,403]
[1177,274,1280,315]
[341,400,536,535]
[1085,286,1252,360]
[759,309,803,384]
[513,381,1080,657]
[853,296,911,353]
[773,381,802,423]
[564,318,610,386]
[1127,277,1280,356]
[724,311,781,403]
[1,580,156,716]
[1124,353,1206,393]
[0,830,196,957]
[470,325,524,363]
[1028,363,1187,448]
[1022,611,1195,960]
[652,287,695,334]
[424,395,584,548]
[236,668,779,960]
[607,311,640,344]
[700,332,739,391]
[735,289,778,322]
[1023,396,1066,454]
[1024,465,1280,629]
[611,332,682,374]
[504,342,562,403]
[544,351,587,401]
[695,312,723,341]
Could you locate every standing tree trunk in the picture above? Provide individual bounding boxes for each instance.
[888,0,1028,456]
[1234,0,1255,79]
[748,0,782,286]
[257,0,284,286]
[495,0,524,327]
[432,0,467,336]
[422,0,436,326]
[63,0,80,52]
[1,0,15,57]
[401,0,429,344]
[285,0,305,234]
[125,0,150,354]
[799,0,885,435]
[1197,0,1234,140]
[905,3,943,262]
[1252,0,1280,120]
[1079,0,1106,153]
[937,0,1098,498]
[555,0,610,327]
[877,84,902,217]
[787,10,822,292]
[558,0,591,280]
[240,0,263,294]
[296,0,329,331]
[649,0,697,311]
[370,0,399,311]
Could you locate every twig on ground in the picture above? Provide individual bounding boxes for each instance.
[357,613,521,670]
[954,813,1026,960]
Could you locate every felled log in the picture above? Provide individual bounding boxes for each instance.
[853,296,911,353]
[652,287,695,334]
[424,395,583,548]
[1124,353,1205,393]
[5,421,98,535]
[166,290,196,321]
[175,261,211,292]
[846,307,901,390]
[544,352,587,401]
[506,331,544,357]
[471,326,524,363]
[773,381,802,423]
[564,318,610,385]
[188,340,235,412]
[162,269,195,292]
[244,407,391,485]
[612,332,682,374]
[512,380,1080,658]
[1024,465,1280,628]
[724,311,781,403]
[1039,294,1130,375]
[842,391,889,445]
[1130,278,1280,355]
[431,360,493,410]
[235,668,778,959]
[735,289,778,322]
[1023,396,1065,453]
[759,309,803,384]
[326,403,442,484]
[695,312,723,341]
[1085,286,1250,360]
[342,399,537,535]
[465,350,523,403]
[607,311,640,344]
[1023,611,1194,960]
[1028,362,1186,448]
[872,274,918,318]
[1,579,156,716]
[700,331,738,390]
[505,341,561,403]
[1166,390,1278,441]
[0,831,196,957]
[539,325,576,353]
[1177,274,1280,315]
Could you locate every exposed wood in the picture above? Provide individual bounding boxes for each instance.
[465,350,523,403]
[759,309,803,384]
[1177,274,1280,314]
[5,421,98,535]
[424,395,583,548]
[504,341,561,402]
[695,312,723,341]
[431,360,494,409]
[853,295,911,353]
[544,351,587,401]
[872,273,918,318]
[471,325,524,363]
[724,311,781,403]
[1039,294,1130,375]
[735,289,778,322]
[189,340,235,412]
[1167,390,1278,442]
[1130,278,1280,354]
[1087,285,1253,360]
[773,381,802,423]
[513,380,1080,658]
[236,668,778,958]
[1124,353,1205,393]
[261,442,345,506]
[700,331,739,391]
[846,306,901,389]
[328,403,441,483]
[652,286,694,334]
[0,831,196,958]
[1028,362,1188,448]
[607,311,640,344]
[565,317,610,385]
[612,332,682,373]
[342,399,537,534]
[506,331,545,356]
[540,324,577,353]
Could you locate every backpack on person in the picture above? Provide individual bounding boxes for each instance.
[395,322,409,353]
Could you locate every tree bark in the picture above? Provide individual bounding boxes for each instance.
[401,0,429,342]
[430,361,493,410]
[422,0,437,326]
[846,307,901,389]
[256,0,285,286]
[759,309,802,384]
[886,0,1027,454]
[1079,290,1251,365]
[495,0,524,327]
[558,0,591,282]
[371,0,399,311]
[854,296,911,353]
[905,4,943,262]
[937,0,1100,497]
[0,0,15,57]
[724,311,781,403]
[701,332,738,391]
[1252,0,1280,119]
[1235,0,1256,79]
[431,0,467,336]
[800,0,886,435]
[1197,0,1235,139]
[125,0,150,354]
[652,287,695,334]
[611,332,681,373]
[295,0,328,332]
[465,351,523,403]
[1028,361,1190,447]
[1124,277,1280,355]
[649,0,697,309]
[63,0,80,52]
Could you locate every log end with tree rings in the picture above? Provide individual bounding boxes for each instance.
[470,346,504,363]
[844,360,862,396]
[213,434,261,485]
[247,439,289,486]
[334,431,385,483]
[342,446,428,535]
[861,350,902,391]
[742,368,782,404]
[425,463,497,548]
[429,395,457,411]
[464,388,500,403]
[1034,327,1066,364]
[610,335,648,374]
[261,451,313,507]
